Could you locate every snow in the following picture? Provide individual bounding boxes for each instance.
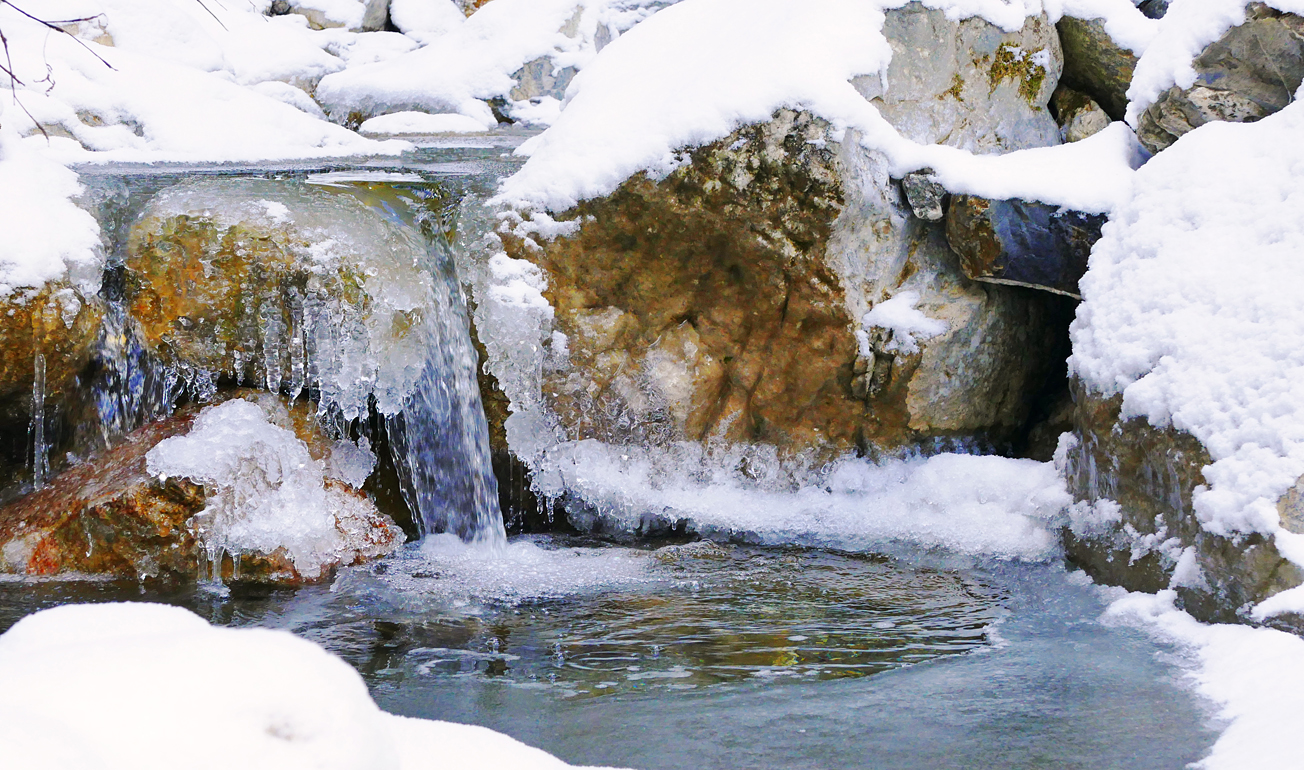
[145,399,387,578]
[0,602,616,770]
[1104,589,1304,770]
[1070,102,1304,559]
[0,128,102,298]
[535,441,1073,560]
[493,0,1143,216]
[861,290,950,355]
[360,111,491,134]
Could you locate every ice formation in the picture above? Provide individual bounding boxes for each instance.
[145,399,393,578]
[0,602,610,770]
[533,441,1073,561]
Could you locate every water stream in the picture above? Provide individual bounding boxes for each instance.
[0,138,1220,768]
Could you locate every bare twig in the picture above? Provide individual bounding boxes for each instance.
[0,2,115,69]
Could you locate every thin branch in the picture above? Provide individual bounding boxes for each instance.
[0,25,47,139]
[0,1,114,70]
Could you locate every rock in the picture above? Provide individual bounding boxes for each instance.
[1137,0,1169,19]
[1138,7,1304,153]
[0,284,103,494]
[1051,85,1111,143]
[123,177,443,419]
[1056,17,1138,120]
[945,195,1102,297]
[362,0,390,32]
[900,170,947,221]
[495,108,1063,457]
[0,393,402,585]
[456,0,495,15]
[855,4,1062,152]
[1064,382,1304,630]
[509,58,578,104]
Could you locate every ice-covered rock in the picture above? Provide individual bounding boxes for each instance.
[123,177,443,421]
[1137,6,1304,154]
[0,394,401,584]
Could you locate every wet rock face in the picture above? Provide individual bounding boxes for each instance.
[1064,382,1304,630]
[857,4,1062,152]
[1138,7,1304,154]
[501,109,1063,456]
[0,394,402,586]
[1056,17,1137,121]
[945,195,1103,297]
[123,178,440,419]
[0,284,103,492]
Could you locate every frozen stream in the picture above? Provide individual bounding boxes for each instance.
[0,536,1215,769]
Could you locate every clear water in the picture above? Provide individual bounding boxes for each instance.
[0,537,1216,769]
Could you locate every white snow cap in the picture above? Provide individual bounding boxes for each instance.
[0,602,617,770]
[861,291,949,355]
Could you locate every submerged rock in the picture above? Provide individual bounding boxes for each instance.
[0,394,401,585]
[1056,16,1137,120]
[945,195,1103,297]
[1138,7,1304,153]
[1063,382,1304,630]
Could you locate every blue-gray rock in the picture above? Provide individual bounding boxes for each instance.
[945,195,1104,297]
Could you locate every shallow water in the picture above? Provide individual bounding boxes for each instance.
[0,536,1215,769]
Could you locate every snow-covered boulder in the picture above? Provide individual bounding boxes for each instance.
[478,2,1074,459]
[1064,99,1304,631]
[0,395,402,585]
[1137,6,1304,153]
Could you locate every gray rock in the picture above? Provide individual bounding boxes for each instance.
[1137,0,1169,19]
[900,170,947,221]
[1057,17,1137,120]
[361,0,389,32]
[856,3,1062,153]
[1138,7,1304,153]
[509,58,578,103]
[945,195,1103,297]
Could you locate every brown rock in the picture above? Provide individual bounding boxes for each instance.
[0,394,402,586]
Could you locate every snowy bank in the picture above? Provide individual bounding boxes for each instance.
[1070,100,1304,593]
[1105,589,1304,770]
[0,602,622,770]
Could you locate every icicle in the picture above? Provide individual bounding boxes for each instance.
[30,353,48,490]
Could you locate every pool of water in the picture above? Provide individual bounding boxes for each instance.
[0,536,1216,769]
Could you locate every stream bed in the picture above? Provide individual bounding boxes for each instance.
[0,535,1216,769]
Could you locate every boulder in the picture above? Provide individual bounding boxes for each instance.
[856,4,1062,152]
[496,108,1063,457]
[123,177,442,420]
[945,195,1103,297]
[362,0,390,31]
[1063,382,1304,630]
[900,170,947,222]
[1056,17,1138,120]
[0,393,402,585]
[1138,7,1304,153]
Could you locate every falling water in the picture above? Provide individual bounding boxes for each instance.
[29,353,48,490]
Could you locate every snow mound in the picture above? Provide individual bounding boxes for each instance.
[0,602,614,770]
[1070,101,1304,561]
[361,111,491,134]
[535,441,1072,560]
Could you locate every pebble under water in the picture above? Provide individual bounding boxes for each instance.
[0,536,1216,769]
